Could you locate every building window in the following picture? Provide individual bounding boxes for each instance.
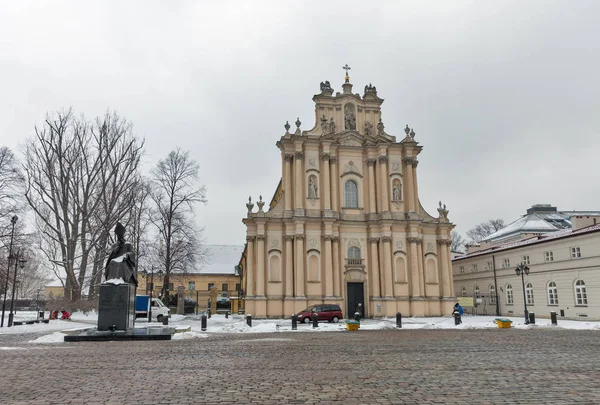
[461,287,467,297]
[222,283,228,291]
[235,283,241,291]
[347,246,362,265]
[522,255,530,265]
[574,280,587,306]
[344,180,359,208]
[472,264,478,272]
[168,283,174,291]
[474,285,480,297]
[503,258,510,268]
[547,281,558,305]
[489,285,496,304]
[506,284,514,304]
[545,251,554,262]
[459,266,465,274]
[208,282,214,291]
[525,282,534,305]
[188,281,195,291]
[571,247,581,259]
[486,261,493,270]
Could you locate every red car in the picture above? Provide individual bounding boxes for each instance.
[297,304,343,324]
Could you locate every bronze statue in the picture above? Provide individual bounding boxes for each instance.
[104,222,137,286]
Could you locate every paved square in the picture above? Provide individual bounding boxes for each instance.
[1,328,599,404]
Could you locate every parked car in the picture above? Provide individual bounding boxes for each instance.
[297,304,343,323]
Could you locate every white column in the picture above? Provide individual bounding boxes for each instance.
[382,236,393,297]
[246,237,255,296]
[332,236,340,297]
[324,236,333,297]
[322,154,331,211]
[378,156,389,212]
[295,235,305,297]
[294,152,303,211]
[256,235,265,297]
[284,235,294,298]
[284,154,293,211]
[330,156,339,211]
[369,238,380,297]
[367,159,377,213]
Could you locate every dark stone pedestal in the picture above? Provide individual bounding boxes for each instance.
[64,326,174,342]
[98,283,135,331]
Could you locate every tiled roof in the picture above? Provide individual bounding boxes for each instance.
[454,223,600,262]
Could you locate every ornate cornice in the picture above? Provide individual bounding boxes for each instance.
[378,156,388,164]
[329,156,338,164]
[366,158,377,167]
[294,151,304,160]
[437,240,451,246]
[246,236,255,242]
[380,236,392,243]
[294,235,305,240]
[368,237,379,244]
[332,236,340,243]
[407,237,422,244]
[323,235,333,241]
[284,154,294,162]
[284,235,295,241]
[256,235,266,241]
[412,160,419,168]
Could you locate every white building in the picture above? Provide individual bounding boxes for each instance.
[453,214,600,321]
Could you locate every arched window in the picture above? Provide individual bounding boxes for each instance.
[461,287,467,297]
[547,281,558,305]
[526,282,534,305]
[474,285,480,297]
[506,284,514,304]
[345,180,358,208]
[347,246,361,265]
[489,285,496,304]
[575,280,588,305]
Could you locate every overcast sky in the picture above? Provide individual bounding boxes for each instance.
[1,1,599,246]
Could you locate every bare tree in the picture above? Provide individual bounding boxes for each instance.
[149,148,207,301]
[23,110,145,301]
[0,147,26,244]
[466,219,505,242]
[450,230,466,253]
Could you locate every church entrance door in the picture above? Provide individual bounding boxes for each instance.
[346,282,366,318]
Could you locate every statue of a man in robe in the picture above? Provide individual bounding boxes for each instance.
[104,222,137,286]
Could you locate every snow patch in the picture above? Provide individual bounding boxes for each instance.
[29,332,66,343]
[172,331,208,340]
[104,278,125,285]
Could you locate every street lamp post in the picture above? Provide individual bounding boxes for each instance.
[8,251,27,327]
[515,263,530,325]
[1,215,18,328]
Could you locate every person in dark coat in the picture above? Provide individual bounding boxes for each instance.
[104,222,137,286]
[452,303,463,324]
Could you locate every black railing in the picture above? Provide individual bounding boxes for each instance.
[345,258,363,266]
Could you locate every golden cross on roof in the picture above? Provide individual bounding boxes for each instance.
[343,64,351,82]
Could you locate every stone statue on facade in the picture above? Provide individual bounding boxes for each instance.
[328,118,336,134]
[344,104,356,130]
[308,177,318,199]
[438,201,449,221]
[104,222,137,286]
[364,83,377,93]
[321,114,329,134]
[393,183,401,201]
[364,121,373,137]
[377,118,385,136]
[320,81,332,92]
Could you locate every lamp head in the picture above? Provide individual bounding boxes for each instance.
[18,256,27,269]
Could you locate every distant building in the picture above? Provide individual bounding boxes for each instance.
[453,212,600,321]
[137,245,244,312]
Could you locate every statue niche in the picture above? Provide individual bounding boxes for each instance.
[392,179,402,201]
[308,175,319,199]
[344,104,356,131]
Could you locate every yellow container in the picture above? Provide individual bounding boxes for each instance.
[345,322,360,331]
[495,318,512,329]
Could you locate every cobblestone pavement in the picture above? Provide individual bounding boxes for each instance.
[1,328,599,404]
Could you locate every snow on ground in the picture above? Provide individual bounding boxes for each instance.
[2,311,598,344]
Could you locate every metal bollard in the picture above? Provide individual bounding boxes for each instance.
[550,311,558,325]
[528,312,535,325]
[454,315,460,326]
[162,316,168,325]
[225,311,229,319]
[208,309,211,319]
[312,313,319,328]
[291,314,297,330]
[201,314,207,331]
[354,312,361,323]
[396,312,402,328]
[246,314,252,327]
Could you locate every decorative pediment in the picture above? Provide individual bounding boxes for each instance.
[336,131,363,147]
[342,160,363,178]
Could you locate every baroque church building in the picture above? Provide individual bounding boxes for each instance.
[242,72,455,318]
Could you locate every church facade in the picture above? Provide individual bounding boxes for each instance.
[242,73,455,318]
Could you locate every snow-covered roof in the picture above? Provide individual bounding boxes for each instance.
[454,223,600,262]
[194,245,244,275]
[46,279,64,288]
[482,207,600,243]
